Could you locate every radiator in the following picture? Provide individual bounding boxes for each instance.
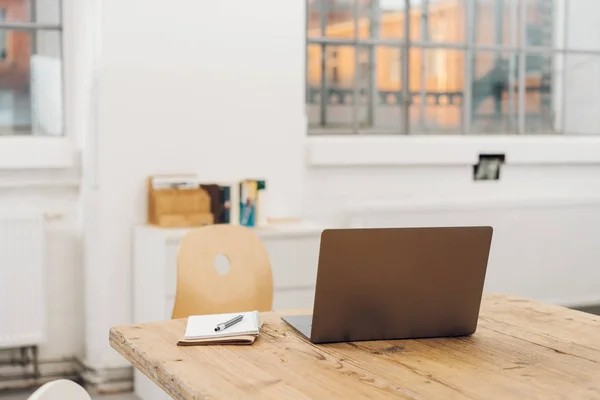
[345,197,600,307]
[0,210,45,349]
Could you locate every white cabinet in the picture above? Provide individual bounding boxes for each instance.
[132,224,323,400]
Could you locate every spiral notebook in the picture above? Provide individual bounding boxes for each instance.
[177,311,262,346]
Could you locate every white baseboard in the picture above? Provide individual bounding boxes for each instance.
[78,360,133,394]
[0,358,79,392]
[0,356,134,395]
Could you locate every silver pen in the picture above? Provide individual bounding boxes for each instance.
[214,314,244,332]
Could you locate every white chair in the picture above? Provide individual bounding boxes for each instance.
[27,379,91,400]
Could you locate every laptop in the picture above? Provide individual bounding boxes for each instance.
[282,226,493,344]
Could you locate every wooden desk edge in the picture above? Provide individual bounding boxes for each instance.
[109,294,600,399]
[110,326,192,399]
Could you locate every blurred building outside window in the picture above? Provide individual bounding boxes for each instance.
[0,0,63,136]
[307,0,598,135]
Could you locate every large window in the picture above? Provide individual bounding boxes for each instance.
[307,0,600,135]
[0,0,63,136]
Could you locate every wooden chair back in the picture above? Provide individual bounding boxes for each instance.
[28,380,91,400]
[172,224,273,319]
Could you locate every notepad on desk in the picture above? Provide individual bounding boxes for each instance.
[178,310,262,346]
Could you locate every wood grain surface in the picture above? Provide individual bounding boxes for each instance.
[110,294,600,399]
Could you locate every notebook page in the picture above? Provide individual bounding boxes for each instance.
[184,311,260,340]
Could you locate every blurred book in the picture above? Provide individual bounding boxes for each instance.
[239,180,257,227]
[219,185,231,223]
[200,183,233,224]
[239,179,266,227]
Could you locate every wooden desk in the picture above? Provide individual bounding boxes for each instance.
[110,294,600,399]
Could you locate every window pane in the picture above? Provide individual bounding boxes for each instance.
[374,46,403,132]
[307,44,323,127]
[307,0,322,37]
[523,0,560,48]
[410,48,464,134]
[566,0,599,51]
[471,50,518,133]
[324,45,357,129]
[380,0,407,40]
[412,0,466,44]
[308,0,373,39]
[474,0,518,47]
[0,0,61,24]
[523,52,559,133]
[563,53,600,134]
[308,0,355,38]
[358,1,376,39]
[0,29,62,136]
[325,0,355,38]
[33,0,61,24]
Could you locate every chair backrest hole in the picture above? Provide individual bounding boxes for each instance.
[214,253,231,275]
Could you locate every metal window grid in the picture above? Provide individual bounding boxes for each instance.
[307,0,598,135]
[0,0,64,136]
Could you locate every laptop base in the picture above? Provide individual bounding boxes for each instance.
[281,315,313,340]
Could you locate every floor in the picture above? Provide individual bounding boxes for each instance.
[0,392,139,400]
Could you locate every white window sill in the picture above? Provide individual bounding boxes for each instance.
[307,135,600,166]
[0,136,76,170]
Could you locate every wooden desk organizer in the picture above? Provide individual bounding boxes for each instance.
[147,176,214,228]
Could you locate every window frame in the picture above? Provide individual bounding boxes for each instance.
[306,0,600,167]
[306,0,591,136]
[0,0,76,170]
[307,134,600,166]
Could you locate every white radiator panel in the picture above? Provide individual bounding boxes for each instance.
[0,211,45,348]
[346,197,600,307]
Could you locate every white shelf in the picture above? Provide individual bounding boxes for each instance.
[138,222,325,243]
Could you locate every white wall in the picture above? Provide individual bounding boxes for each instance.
[82,0,600,373]
[304,164,600,225]
[305,164,600,306]
[3,0,600,384]
[343,195,600,306]
[83,0,306,369]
